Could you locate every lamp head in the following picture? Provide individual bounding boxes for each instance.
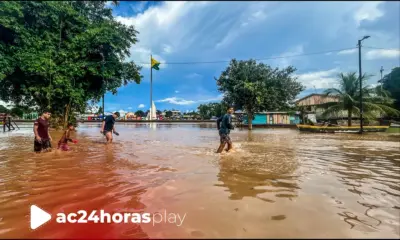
[362,35,371,41]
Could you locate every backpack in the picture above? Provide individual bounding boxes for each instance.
[216,116,223,130]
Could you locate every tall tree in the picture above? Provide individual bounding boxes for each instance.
[10,106,24,118]
[322,72,399,126]
[96,106,104,115]
[197,102,227,119]
[165,111,173,118]
[215,59,304,130]
[0,1,142,128]
[0,105,9,114]
[380,67,400,110]
[135,110,144,117]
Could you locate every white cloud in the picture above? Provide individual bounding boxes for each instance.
[295,68,340,89]
[175,90,180,93]
[131,1,148,13]
[138,104,145,108]
[273,45,304,68]
[365,49,400,60]
[105,1,113,8]
[251,10,267,21]
[156,97,195,105]
[186,73,202,79]
[115,1,274,58]
[354,1,384,26]
[115,2,213,62]
[118,109,127,115]
[128,107,133,110]
[156,94,223,105]
[337,49,357,55]
[113,1,398,89]
[126,46,167,69]
[162,44,173,54]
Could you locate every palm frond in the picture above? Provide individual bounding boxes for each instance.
[363,102,400,116]
[321,104,343,118]
[324,88,342,96]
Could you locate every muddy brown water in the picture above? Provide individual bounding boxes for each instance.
[0,123,399,238]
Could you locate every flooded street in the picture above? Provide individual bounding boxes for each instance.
[0,123,399,238]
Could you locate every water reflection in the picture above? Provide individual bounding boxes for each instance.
[0,124,399,238]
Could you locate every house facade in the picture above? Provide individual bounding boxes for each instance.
[294,93,344,121]
[242,112,301,125]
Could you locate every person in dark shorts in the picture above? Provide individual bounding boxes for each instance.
[100,112,120,144]
[33,110,53,153]
[58,123,78,151]
[216,106,235,153]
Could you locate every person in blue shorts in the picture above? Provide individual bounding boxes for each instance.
[100,112,120,143]
[216,106,235,153]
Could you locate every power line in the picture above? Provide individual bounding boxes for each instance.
[83,45,397,66]
[363,46,400,50]
[134,47,358,65]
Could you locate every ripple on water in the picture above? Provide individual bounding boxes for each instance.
[0,125,399,238]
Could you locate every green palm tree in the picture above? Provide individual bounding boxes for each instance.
[321,72,399,126]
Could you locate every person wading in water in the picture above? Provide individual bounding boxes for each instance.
[58,123,78,151]
[216,106,235,153]
[33,110,53,153]
[100,112,120,144]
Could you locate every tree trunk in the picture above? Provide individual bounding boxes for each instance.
[347,109,352,127]
[248,112,253,130]
[63,103,70,129]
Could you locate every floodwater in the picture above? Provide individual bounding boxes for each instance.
[0,123,399,239]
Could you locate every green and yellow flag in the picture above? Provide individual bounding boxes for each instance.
[151,57,160,70]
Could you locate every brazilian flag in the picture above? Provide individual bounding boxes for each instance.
[151,57,160,70]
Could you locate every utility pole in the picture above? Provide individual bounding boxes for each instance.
[101,52,105,119]
[380,66,384,87]
[150,54,153,121]
[358,35,370,134]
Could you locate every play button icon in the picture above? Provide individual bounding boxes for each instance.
[30,205,52,230]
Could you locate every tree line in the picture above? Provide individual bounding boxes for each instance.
[1,2,398,130]
[0,1,141,128]
[211,60,399,129]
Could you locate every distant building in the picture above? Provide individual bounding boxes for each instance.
[242,112,301,125]
[124,112,136,120]
[295,93,341,121]
[171,110,181,118]
[182,114,200,120]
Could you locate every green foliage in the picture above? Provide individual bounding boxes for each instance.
[97,106,103,115]
[0,105,10,114]
[135,110,145,117]
[165,111,173,118]
[197,102,227,119]
[321,72,399,126]
[10,107,24,117]
[381,67,400,110]
[0,1,142,126]
[215,59,304,129]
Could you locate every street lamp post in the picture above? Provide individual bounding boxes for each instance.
[100,52,105,119]
[358,35,370,134]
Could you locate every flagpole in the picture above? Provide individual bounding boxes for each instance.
[150,54,153,121]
